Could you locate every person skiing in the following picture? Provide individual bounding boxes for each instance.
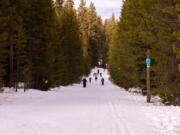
[82,78,87,88]
[97,69,100,75]
[100,73,102,77]
[95,76,98,81]
[101,77,105,86]
[89,77,92,83]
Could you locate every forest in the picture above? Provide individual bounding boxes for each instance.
[109,0,180,105]
[0,0,180,105]
[0,0,108,90]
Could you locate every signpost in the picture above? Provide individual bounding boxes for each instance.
[146,57,151,103]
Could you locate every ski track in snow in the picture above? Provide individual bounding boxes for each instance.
[0,68,180,135]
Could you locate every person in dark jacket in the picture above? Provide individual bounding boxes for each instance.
[82,78,87,88]
[95,76,98,81]
[101,78,105,86]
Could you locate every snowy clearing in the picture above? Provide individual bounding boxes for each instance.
[0,68,180,135]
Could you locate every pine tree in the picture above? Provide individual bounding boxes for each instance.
[23,0,55,90]
[109,0,180,104]
[0,0,110,90]
[78,0,91,75]
[60,0,84,84]
[175,3,180,74]
[86,2,106,67]
[0,0,27,89]
[81,31,91,75]
[109,0,139,88]
[96,17,106,67]
[87,2,99,67]
[104,14,117,67]
[78,0,89,31]
[52,0,69,86]
[0,0,10,87]
[105,14,117,45]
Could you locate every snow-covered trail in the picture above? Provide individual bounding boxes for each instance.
[0,68,180,135]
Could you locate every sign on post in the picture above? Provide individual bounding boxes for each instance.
[146,57,151,68]
[146,57,151,103]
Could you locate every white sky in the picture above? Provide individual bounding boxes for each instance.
[74,0,123,20]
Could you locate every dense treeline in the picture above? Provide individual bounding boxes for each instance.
[78,0,106,68]
[104,14,117,66]
[109,0,180,104]
[0,0,106,90]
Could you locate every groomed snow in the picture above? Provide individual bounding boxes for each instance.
[0,68,180,135]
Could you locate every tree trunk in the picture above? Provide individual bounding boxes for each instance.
[9,39,14,88]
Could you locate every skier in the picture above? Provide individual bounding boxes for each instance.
[101,78,105,86]
[89,77,92,83]
[95,76,98,81]
[97,69,100,75]
[100,73,102,77]
[82,78,87,88]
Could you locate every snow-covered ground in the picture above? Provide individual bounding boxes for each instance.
[0,68,180,135]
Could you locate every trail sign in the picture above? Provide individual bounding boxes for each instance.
[146,57,151,67]
[146,57,151,103]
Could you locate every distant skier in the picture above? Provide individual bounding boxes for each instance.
[97,69,100,75]
[95,76,98,81]
[100,73,102,77]
[101,78,105,86]
[89,77,92,83]
[82,78,87,88]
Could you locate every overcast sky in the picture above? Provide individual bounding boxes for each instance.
[74,0,123,20]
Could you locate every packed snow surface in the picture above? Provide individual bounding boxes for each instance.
[0,68,180,135]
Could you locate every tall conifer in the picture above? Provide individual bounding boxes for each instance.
[78,0,91,75]
[24,0,55,90]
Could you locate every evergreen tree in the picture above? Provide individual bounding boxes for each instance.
[105,14,116,44]
[96,17,106,67]
[104,14,117,66]
[109,0,139,88]
[60,0,84,84]
[109,0,180,104]
[0,0,27,89]
[81,31,91,75]
[52,0,69,86]
[0,0,106,90]
[78,0,89,32]
[78,0,91,75]
[86,2,105,67]
[23,0,55,90]
[86,2,98,67]
[0,0,10,87]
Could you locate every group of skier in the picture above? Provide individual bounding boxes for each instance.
[82,69,105,88]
